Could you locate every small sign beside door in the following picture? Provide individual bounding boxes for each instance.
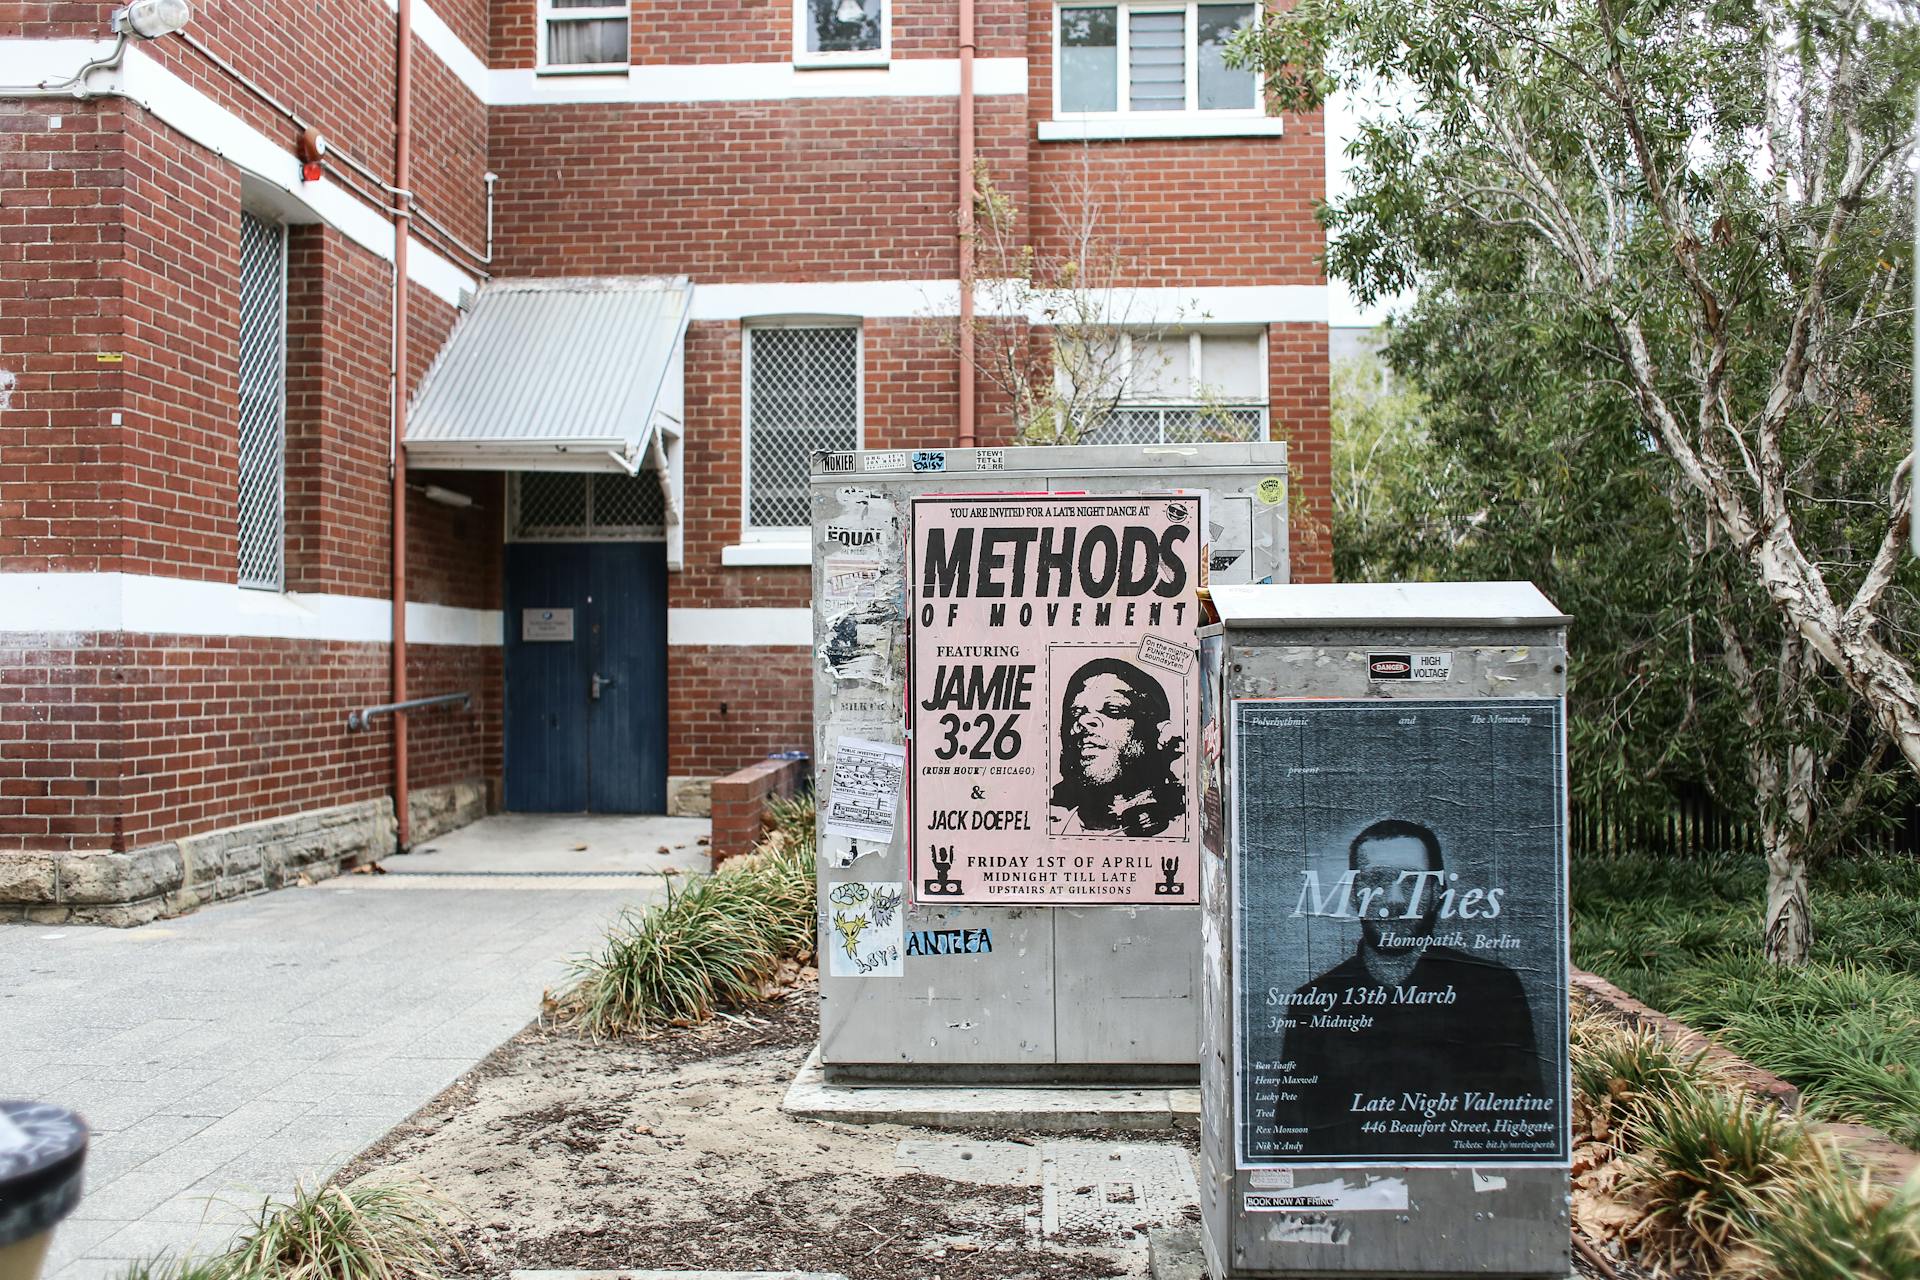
[522,607,575,642]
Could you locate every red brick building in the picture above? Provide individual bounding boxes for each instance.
[0,0,1329,922]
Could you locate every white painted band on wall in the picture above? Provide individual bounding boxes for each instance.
[668,608,811,647]
[3,573,810,648]
[0,39,478,309]
[690,279,1330,324]
[385,0,491,104]
[488,56,1028,106]
[0,573,501,646]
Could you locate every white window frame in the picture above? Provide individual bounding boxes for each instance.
[1099,329,1270,443]
[792,0,891,69]
[740,318,865,545]
[1046,0,1284,140]
[536,0,630,73]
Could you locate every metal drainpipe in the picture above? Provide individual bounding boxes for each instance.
[957,0,976,448]
[391,0,415,851]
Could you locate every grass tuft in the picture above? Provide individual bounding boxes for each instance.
[1574,848,1920,1144]
[1619,1080,1808,1271]
[115,1178,455,1280]
[219,1178,454,1280]
[1570,1009,1703,1145]
[554,793,817,1036]
[1747,1157,1920,1280]
[114,1257,226,1280]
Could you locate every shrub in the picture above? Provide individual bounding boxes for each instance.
[1620,1080,1808,1271]
[229,1179,454,1280]
[1570,1010,1703,1143]
[1672,959,1920,1148]
[1573,847,1920,1143]
[1748,1157,1920,1280]
[554,793,817,1036]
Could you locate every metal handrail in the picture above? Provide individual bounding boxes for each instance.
[346,691,471,732]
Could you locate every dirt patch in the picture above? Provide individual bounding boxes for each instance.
[342,983,1177,1279]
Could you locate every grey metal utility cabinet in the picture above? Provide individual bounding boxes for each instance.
[809,442,1291,1080]
[1198,582,1572,1278]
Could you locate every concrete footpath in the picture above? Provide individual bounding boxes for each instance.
[0,814,709,1280]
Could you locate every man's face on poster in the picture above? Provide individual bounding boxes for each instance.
[1067,674,1150,788]
[1354,833,1441,949]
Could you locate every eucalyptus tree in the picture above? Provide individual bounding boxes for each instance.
[1248,0,1920,961]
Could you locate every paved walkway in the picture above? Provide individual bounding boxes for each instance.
[0,814,710,1280]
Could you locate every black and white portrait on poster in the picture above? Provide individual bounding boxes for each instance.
[1047,650,1190,840]
[1233,698,1568,1166]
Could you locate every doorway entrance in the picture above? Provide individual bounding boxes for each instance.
[502,473,669,813]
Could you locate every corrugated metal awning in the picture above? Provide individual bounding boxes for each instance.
[404,276,692,475]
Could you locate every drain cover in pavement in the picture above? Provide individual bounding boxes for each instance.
[894,1138,1042,1186]
[1039,1142,1199,1237]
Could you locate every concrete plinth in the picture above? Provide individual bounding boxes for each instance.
[781,1048,1200,1132]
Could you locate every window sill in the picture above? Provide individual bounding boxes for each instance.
[792,54,891,70]
[1037,115,1286,142]
[722,542,811,567]
[535,64,632,77]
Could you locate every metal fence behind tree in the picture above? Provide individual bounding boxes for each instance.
[1570,792,1920,859]
[1570,792,1758,858]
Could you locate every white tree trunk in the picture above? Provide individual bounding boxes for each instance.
[1763,848,1813,966]
[1760,742,1816,966]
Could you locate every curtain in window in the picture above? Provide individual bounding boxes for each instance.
[805,0,883,54]
[547,13,626,64]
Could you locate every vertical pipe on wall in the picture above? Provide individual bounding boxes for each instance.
[957,0,976,447]
[390,0,414,850]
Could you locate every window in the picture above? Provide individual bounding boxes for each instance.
[539,0,628,70]
[1082,331,1268,446]
[237,211,287,591]
[795,0,888,67]
[508,471,665,541]
[745,324,861,534]
[1055,2,1258,117]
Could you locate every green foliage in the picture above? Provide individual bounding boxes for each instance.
[1570,1011,1705,1139]
[1621,1080,1808,1270]
[215,1179,454,1280]
[114,1179,456,1280]
[1750,1158,1920,1280]
[116,1258,228,1280]
[1575,849,1920,1144]
[555,794,817,1036]
[1243,0,1920,893]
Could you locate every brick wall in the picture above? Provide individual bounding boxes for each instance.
[1270,321,1331,583]
[487,96,1023,283]
[493,0,1027,70]
[0,630,496,855]
[709,754,808,866]
[2,18,497,869]
[0,98,126,574]
[669,644,814,777]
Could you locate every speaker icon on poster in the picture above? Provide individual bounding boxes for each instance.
[1153,856,1186,897]
[922,844,964,896]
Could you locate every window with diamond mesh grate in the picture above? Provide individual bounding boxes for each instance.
[747,326,860,530]
[509,471,666,541]
[1084,404,1266,446]
[237,213,287,590]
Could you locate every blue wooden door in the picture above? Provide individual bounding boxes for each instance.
[504,542,666,813]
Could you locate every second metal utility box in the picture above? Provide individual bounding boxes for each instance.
[810,442,1290,1080]
[1198,583,1572,1278]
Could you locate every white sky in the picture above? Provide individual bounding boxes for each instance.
[1325,81,1415,328]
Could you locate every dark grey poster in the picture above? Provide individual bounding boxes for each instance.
[1233,698,1568,1166]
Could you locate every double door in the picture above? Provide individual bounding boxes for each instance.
[503,542,667,813]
